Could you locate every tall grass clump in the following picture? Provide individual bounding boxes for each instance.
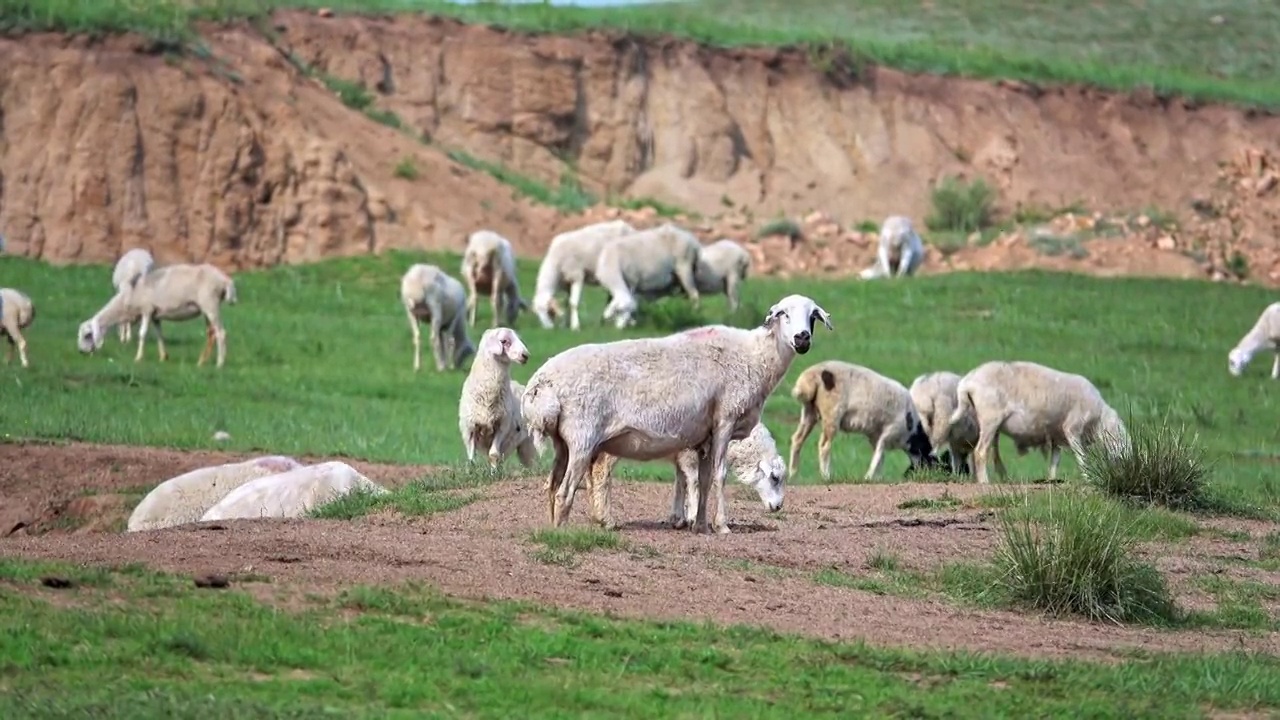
[925,176,996,234]
[1081,420,1211,511]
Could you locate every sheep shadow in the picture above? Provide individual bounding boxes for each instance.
[619,518,778,534]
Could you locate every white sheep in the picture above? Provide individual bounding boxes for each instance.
[859,215,926,279]
[950,360,1130,485]
[596,222,703,329]
[909,371,979,476]
[694,238,752,313]
[111,248,155,343]
[458,327,539,470]
[127,455,303,532]
[461,230,528,329]
[1228,302,1280,379]
[77,263,237,368]
[583,422,786,531]
[531,219,637,331]
[401,263,475,373]
[200,461,390,521]
[789,360,940,481]
[0,287,35,368]
[522,294,831,534]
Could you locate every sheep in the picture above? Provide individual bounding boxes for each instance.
[0,288,35,368]
[950,360,1130,485]
[859,215,925,279]
[582,422,786,531]
[908,371,978,476]
[789,360,940,481]
[461,230,528,329]
[127,455,303,532]
[458,327,539,470]
[199,461,389,521]
[595,222,703,329]
[1228,302,1280,379]
[522,294,832,534]
[694,238,752,313]
[401,263,475,373]
[531,219,637,331]
[111,248,155,343]
[77,263,237,368]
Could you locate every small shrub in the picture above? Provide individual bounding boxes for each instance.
[926,176,996,234]
[1227,251,1250,279]
[1081,421,1210,511]
[1028,233,1088,260]
[322,75,374,112]
[756,218,803,241]
[394,157,419,180]
[855,220,880,233]
[632,297,707,332]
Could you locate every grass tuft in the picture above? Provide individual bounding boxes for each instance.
[1082,420,1212,512]
[926,176,997,234]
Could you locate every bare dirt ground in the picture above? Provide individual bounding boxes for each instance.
[2,441,1276,662]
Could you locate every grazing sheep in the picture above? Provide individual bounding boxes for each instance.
[199,461,389,521]
[596,223,703,329]
[461,230,528,329]
[401,263,475,373]
[127,455,303,532]
[859,215,925,279]
[522,294,832,534]
[909,371,978,476]
[694,238,752,313]
[789,360,939,481]
[950,360,1129,485]
[111,248,155,343]
[77,263,236,368]
[532,219,637,331]
[1228,302,1280,379]
[458,327,539,470]
[0,287,35,368]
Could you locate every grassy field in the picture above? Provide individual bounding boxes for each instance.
[0,0,1278,109]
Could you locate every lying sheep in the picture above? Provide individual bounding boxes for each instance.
[127,455,303,532]
[909,371,978,476]
[532,219,637,331]
[859,215,925,279]
[461,230,528,329]
[596,223,702,329]
[199,461,389,521]
[401,263,475,373]
[950,360,1130,485]
[523,294,831,534]
[694,239,752,313]
[789,360,939,481]
[78,263,236,368]
[583,422,786,531]
[111,248,155,343]
[0,287,35,368]
[459,327,539,470]
[1228,302,1280,379]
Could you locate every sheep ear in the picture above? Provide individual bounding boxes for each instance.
[810,306,833,331]
[764,305,783,326]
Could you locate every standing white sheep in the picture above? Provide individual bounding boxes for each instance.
[461,230,528,329]
[458,327,539,470]
[0,287,35,368]
[694,239,752,313]
[1228,302,1280,379]
[77,263,237,368]
[789,360,940,481]
[909,371,978,476]
[595,223,703,329]
[522,294,832,534]
[951,360,1129,485]
[111,248,155,343]
[859,215,926,279]
[531,219,637,331]
[401,263,475,373]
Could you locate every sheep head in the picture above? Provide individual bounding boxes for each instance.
[76,319,106,354]
[764,294,832,354]
[480,327,530,365]
[745,455,787,513]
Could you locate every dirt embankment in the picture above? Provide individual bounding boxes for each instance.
[3,11,1280,281]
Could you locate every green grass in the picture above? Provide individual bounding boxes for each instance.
[3,558,1280,717]
[3,1,1280,110]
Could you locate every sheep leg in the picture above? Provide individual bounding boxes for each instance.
[545,436,570,525]
[692,441,716,533]
[675,262,701,309]
[8,327,28,368]
[991,439,1010,481]
[197,321,214,366]
[896,246,917,277]
[877,242,893,277]
[134,315,151,362]
[152,320,168,362]
[568,280,584,332]
[214,322,227,369]
[671,452,695,529]
[1271,351,1279,379]
[405,305,422,372]
[724,274,741,313]
[972,421,1004,486]
[587,453,619,530]
[463,428,480,464]
[553,447,593,527]
[117,322,128,344]
[515,435,539,468]
[490,267,504,329]
[817,421,838,482]
[465,271,479,328]
[864,435,888,481]
[429,313,446,373]
[486,429,506,470]
[788,403,819,477]
[1047,445,1063,481]
[705,424,736,535]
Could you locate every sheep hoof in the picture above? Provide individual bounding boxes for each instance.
[668,514,689,530]
[713,523,732,535]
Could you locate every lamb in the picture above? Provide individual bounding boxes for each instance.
[111,248,155,343]
[199,461,389,521]
[859,215,926,279]
[531,219,637,331]
[693,238,752,313]
[1228,302,1280,379]
[126,455,303,532]
[458,327,539,470]
[596,222,703,329]
[0,287,35,368]
[461,230,528,329]
[908,371,978,476]
[950,360,1130,485]
[401,263,475,372]
[522,294,832,534]
[789,360,940,481]
[77,263,236,368]
[582,422,786,531]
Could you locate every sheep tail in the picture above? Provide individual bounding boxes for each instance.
[521,381,561,454]
[791,369,823,406]
[949,386,974,432]
[222,277,238,305]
